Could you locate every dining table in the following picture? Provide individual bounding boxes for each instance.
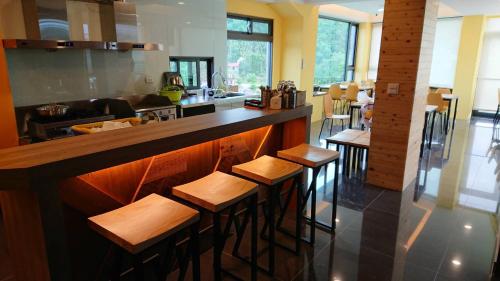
[325,129,370,177]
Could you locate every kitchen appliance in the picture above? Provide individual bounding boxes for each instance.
[117,94,178,122]
[28,110,115,141]
[163,72,186,89]
[36,104,70,117]
[1,0,162,51]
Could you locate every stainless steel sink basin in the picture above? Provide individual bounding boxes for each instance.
[224,92,245,97]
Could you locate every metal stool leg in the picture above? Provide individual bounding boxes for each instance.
[250,194,258,281]
[295,177,302,255]
[309,168,318,244]
[331,159,339,231]
[213,213,222,281]
[190,223,201,281]
[268,186,276,275]
[132,255,144,281]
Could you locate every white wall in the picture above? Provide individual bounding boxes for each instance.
[6,0,227,107]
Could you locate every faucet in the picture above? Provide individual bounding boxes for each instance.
[211,71,227,97]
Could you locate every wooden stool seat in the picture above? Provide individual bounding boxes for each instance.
[232,155,303,186]
[172,171,258,212]
[88,194,199,254]
[278,144,340,168]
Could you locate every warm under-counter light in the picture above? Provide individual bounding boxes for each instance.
[452,259,461,266]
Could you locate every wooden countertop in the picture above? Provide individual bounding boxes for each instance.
[0,105,312,189]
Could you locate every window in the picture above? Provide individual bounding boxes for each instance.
[475,17,500,112]
[169,57,214,90]
[369,19,463,85]
[314,17,358,86]
[430,18,462,88]
[227,14,273,93]
[368,23,382,80]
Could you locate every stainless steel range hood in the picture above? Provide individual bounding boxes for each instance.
[1,0,163,51]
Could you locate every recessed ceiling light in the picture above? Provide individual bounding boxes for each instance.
[178,1,185,4]
[186,21,191,25]
[378,8,384,12]
[335,218,340,223]
[464,224,472,229]
[452,259,461,266]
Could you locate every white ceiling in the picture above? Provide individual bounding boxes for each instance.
[304,0,500,16]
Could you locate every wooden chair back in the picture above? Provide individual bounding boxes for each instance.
[329,84,343,100]
[323,94,334,118]
[345,84,359,102]
[427,92,447,112]
[435,88,451,95]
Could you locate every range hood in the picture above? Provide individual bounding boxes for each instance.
[2,0,163,51]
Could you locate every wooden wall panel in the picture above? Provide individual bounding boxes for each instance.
[367,0,439,190]
[0,39,19,148]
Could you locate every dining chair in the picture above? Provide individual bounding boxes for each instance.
[329,84,344,114]
[345,83,359,113]
[319,95,350,139]
[435,88,452,95]
[427,92,448,134]
[494,89,500,126]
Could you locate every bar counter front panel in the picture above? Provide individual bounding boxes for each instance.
[0,105,312,281]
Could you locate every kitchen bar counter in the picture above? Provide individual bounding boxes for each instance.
[0,105,312,281]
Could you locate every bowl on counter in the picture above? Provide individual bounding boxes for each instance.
[159,86,183,102]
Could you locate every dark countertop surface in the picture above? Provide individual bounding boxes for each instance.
[0,105,312,187]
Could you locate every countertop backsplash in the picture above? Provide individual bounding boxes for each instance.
[5,0,227,108]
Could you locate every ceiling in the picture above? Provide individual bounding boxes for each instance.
[303,0,500,16]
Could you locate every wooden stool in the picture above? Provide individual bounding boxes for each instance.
[232,155,303,276]
[88,194,200,281]
[277,144,341,244]
[172,171,259,281]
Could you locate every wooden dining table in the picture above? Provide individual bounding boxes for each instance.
[325,129,370,176]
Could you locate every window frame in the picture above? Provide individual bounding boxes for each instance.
[315,16,359,84]
[169,56,214,90]
[226,14,274,88]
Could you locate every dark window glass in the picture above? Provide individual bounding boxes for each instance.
[169,57,213,90]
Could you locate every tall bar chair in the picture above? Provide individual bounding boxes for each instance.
[276,144,341,245]
[172,171,259,281]
[88,194,201,281]
[232,156,303,276]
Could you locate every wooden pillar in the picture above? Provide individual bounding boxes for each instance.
[367,0,439,191]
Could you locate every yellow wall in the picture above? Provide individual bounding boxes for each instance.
[354,22,372,83]
[453,15,487,120]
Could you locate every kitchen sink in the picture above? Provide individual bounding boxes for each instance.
[224,92,245,97]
